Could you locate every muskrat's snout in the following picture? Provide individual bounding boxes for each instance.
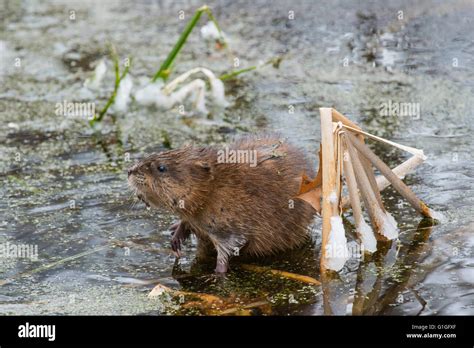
[127,155,172,210]
[127,161,155,209]
[127,162,145,185]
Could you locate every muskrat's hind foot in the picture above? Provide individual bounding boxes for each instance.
[170,221,191,257]
[215,260,229,274]
[211,234,247,274]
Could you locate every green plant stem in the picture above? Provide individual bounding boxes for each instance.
[151,5,226,83]
[89,48,131,127]
[152,6,206,82]
[219,56,282,81]
[219,66,257,81]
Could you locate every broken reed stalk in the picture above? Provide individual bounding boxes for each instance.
[148,283,223,304]
[375,155,425,191]
[149,283,271,315]
[241,264,321,285]
[341,154,425,209]
[331,110,386,209]
[217,300,270,315]
[342,147,364,232]
[343,141,378,251]
[331,109,363,132]
[331,109,388,214]
[334,125,344,207]
[319,108,338,272]
[346,132,433,218]
[151,5,226,82]
[343,134,386,235]
[360,154,385,210]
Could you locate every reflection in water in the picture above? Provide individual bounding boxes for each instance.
[319,219,439,316]
[352,219,434,315]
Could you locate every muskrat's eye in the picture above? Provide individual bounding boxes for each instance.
[158,164,167,173]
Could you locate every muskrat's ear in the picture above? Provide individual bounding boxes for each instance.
[194,161,211,172]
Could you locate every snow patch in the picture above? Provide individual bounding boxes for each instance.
[209,76,229,107]
[328,191,338,204]
[113,75,133,113]
[380,211,399,240]
[357,219,377,253]
[200,21,226,42]
[429,209,446,223]
[134,67,228,114]
[84,60,106,90]
[134,81,177,110]
[325,216,349,271]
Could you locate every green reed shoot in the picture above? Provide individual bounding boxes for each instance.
[151,5,227,82]
[89,45,132,127]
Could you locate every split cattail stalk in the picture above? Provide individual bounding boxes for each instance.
[341,154,425,209]
[360,155,385,210]
[319,108,338,272]
[343,145,378,252]
[332,109,365,144]
[334,126,344,205]
[375,155,425,191]
[332,109,363,131]
[346,132,433,218]
[343,134,385,234]
[342,149,363,227]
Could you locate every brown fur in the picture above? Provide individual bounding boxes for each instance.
[128,134,316,272]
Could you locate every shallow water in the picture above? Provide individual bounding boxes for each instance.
[0,0,473,315]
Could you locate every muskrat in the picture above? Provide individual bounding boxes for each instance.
[127,134,316,273]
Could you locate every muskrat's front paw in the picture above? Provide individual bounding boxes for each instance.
[169,221,192,258]
[171,235,182,258]
[169,221,181,233]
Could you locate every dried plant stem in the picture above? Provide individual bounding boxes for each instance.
[241,264,321,285]
[375,155,425,191]
[342,146,364,229]
[331,109,363,132]
[341,154,425,209]
[343,134,385,235]
[319,108,338,272]
[346,132,433,218]
[334,126,344,206]
[148,283,223,304]
[360,154,385,210]
[342,124,426,159]
[331,110,375,215]
[217,300,270,315]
